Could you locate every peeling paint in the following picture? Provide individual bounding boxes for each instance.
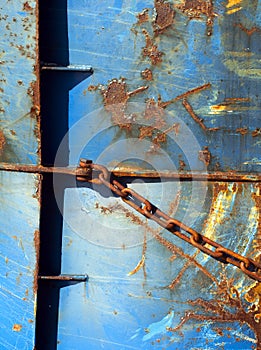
[12,324,22,332]
[176,0,215,36]
[142,29,163,65]
[198,146,211,166]
[153,0,175,35]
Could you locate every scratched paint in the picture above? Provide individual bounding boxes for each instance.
[67,0,261,174]
[57,180,260,349]
[46,0,261,348]
[0,1,39,164]
[0,171,40,349]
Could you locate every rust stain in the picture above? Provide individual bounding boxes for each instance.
[153,0,176,35]
[144,97,166,129]
[23,2,33,11]
[160,83,211,108]
[138,96,180,150]
[236,127,248,135]
[209,127,221,132]
[252,129,261,137]
[99,78,148,128]
[182,98,207,131]
[167,276,261,347]
[0,130,6,155]
[235,23,260,36]
[142,29,163,65]
[198,146,211,166]
[152,132,166,147]
[136,8,149,24]
[12,324,22,332]
[245,282,261,323]
[141,68,153,81]
[139,126,154,140]
[27,81,40,119]
[176,0,215,36]
[33,230,40,294]
[179,159,186,171]
[87,85,99,92]
[27,80,40,153]
[212,182,228,201]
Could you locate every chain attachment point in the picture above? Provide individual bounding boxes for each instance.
[77,160,261,282]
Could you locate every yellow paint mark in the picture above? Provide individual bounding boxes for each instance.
[202,185,237,247]
[226,0,242,8]
[227,7,242,15]
[12,324,22,332]
[210,97,252,114]
[223,58,261,78]
[128,254,145,276]
[226,51,254,58]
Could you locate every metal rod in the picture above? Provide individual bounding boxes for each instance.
[0,163,260,182]
[38,275,88,282]
[0,163,87,176]
[41,64,93,72]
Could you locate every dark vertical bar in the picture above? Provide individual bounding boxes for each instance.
[36,1,69,348]
[39,0,69,167]
[35,174,64,350]
[36,1,92,348]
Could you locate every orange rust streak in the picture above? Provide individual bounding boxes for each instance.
[168,259,192,289]
[182,99,207,131]
[0,130,6,154]
[235,23,260,36]
[160,83,211,108]
[127,85,148,97]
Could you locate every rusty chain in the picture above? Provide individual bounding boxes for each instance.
[77,160,261,282]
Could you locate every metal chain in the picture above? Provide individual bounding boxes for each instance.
[77,160,261,282]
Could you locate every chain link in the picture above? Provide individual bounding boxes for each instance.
[77,161,261,282]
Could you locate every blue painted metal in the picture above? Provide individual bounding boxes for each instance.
[51,1,260,350]
[1,0,261,349]
[0,172,40,349]
[0,1,39,165]
[52,1,261,349]
[0,1,40,349]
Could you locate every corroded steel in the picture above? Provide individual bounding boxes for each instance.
[77,161,261,282]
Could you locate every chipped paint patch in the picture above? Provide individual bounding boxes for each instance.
[12,324,22,332]
[176,0,215,36]
[153,0,175,35]
[142,29,163,65]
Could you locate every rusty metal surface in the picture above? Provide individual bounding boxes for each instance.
[0,1,40,165]
[0,171,40,349]
[66,0,261,174]
[0,1,41,349]
[76,161,261,282]
[58,180,261,349]
[50,1,261,349]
